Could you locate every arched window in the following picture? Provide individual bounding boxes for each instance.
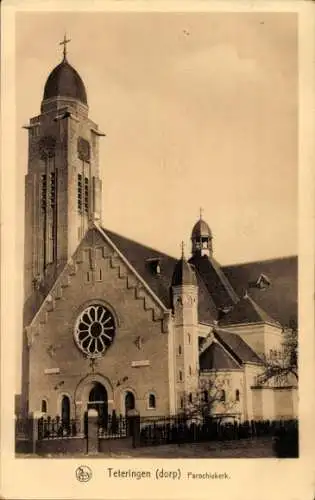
[220,390,226,402]
[202,238,208,249]
[179,370,183,381]
[41,400,47,413]
[61,395,70,424]
[189,365,192,376]
[148,394,156,409]
[188,393,193,404]
[125,391,135,413]
[203,390,209,403]
[235,389,240,402]
[187,333,191,344]
[178,345,182,355]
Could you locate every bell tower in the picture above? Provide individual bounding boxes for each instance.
[23,37,105,300]
[191,209,213,258]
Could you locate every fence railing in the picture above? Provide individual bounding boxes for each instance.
[98,414,129,439]
[36,414,130,440]
[20,413,298,454]
[38,416,82,440]
[139,416,298,447]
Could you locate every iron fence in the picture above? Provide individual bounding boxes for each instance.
[38,416,82,440]
[98,414,129,439]
[139,416,298,447]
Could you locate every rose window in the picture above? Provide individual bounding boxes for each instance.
[74,305,115,357]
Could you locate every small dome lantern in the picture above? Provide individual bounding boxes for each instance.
[191,209,213,257]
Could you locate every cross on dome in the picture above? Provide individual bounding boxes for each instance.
[59,33,71,60]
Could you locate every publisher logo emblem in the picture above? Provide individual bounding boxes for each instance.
[76,465,92,482]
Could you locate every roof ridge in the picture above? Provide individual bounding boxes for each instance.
[212,337,242,368]
[102,227,178,262]
[219,292,281,327]
[194,267,218,314]
[200,341,242,371]
[222,255,297,268]
[208,256,239,303]
[213,329,244,365]
[214,327,263,365]
[97,225,169,312]
[244,293,280,326]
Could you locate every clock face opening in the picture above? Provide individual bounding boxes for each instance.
[74,305,116,358]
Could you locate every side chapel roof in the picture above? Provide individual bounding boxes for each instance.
[219,293,281,327]
[222,257,297,327]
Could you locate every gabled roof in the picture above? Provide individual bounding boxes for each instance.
[102,228,218,324]
[219,293,280,327]
[188,254,239,309]
[200,341,242,371]
[222,256,297,328]
[214,328,263,365]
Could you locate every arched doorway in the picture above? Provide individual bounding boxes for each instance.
[125,391,135,414]
[88,382,108,428]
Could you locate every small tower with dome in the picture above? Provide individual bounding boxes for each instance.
[191,209,213,257]
[171,243,199,413]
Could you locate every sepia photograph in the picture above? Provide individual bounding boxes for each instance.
[1,2,314,499]
[13,9,299,460]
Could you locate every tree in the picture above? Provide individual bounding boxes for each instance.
[258,326,298,386]
[180,373,239,422]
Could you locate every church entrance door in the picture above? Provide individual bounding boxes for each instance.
[88,382,108,428]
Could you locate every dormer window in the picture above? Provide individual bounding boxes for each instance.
[146,257,162,275]
[249,273,271,290]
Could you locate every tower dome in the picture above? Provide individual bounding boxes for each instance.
[191,218,212,239]
[172,246,197,287]
[42,36,87,108]
[191,210,213,257]
[42,58,87,105]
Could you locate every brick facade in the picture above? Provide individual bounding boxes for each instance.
[24,228,171,419]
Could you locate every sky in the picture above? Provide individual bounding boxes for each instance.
[16,11,297,266]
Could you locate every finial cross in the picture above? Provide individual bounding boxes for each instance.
[199,207,204,220]
[59,33,71,59]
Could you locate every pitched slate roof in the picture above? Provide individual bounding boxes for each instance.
[102,228,218,324]
[219,293,280,327]
[188,254,239,309]
[222,256,297,327]
[213,328,263,365]
[199,342,241,371]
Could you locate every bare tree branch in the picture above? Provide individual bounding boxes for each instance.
[257,327,298,386]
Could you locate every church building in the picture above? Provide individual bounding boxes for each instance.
[20,40,298,425]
